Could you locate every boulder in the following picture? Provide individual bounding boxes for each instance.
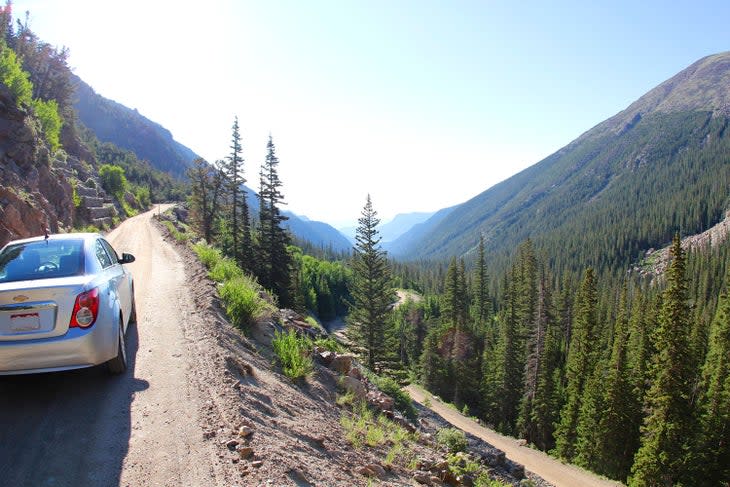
[329,354,354,375]
[342,375,367,400]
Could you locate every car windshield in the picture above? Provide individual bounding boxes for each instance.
[0,239,85,283]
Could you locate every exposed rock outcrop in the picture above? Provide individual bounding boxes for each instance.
[0,85,74,246]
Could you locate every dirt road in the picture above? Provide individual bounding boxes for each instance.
[0,207,232,487]
[406,385,625,487]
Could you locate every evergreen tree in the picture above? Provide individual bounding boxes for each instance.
[696,270,730,486]
[257,135,291,306]
[187,157,223,243]
[593,284,640,481]
[554,267,597,460]
[518,264,558,449]
[473,234,491,329]
[222,117,251,268]
[349,195,393,370]
[630,235,696,487]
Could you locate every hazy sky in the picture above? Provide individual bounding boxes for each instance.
[12,0,730,227]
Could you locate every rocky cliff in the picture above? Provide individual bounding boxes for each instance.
[0,84,74,245]
[0,84,122,247]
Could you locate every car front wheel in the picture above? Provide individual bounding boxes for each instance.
[107,318,127,374]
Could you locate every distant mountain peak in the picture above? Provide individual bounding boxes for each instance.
[594,51,730,139]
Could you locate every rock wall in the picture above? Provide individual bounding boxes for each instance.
[0,85,75,247]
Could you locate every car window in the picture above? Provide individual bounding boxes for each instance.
[101,239,119,264]
[95,239,113,268]
[0,239,84,283]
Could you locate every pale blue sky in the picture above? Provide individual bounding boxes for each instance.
[13,0,730,226]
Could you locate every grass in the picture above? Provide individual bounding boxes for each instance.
[436,427,468,453]
[162,220,189,242]
[193,243,273,328]
[313,335,345,353]
[192,243,222,269]
[209,257,244,282]
[272,329,314,380]
[220,276,271,328]
[340,400,418,466]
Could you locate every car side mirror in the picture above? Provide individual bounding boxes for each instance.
[119,253,136,264]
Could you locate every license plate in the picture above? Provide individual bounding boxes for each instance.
[10,313,40,331]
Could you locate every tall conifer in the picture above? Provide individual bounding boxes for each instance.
[257,135,291,305]
[349,195,393,370]
[554,267,597,460]
[630,235,695,486]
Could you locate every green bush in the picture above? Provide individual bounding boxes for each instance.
[220,276,268,328]
[436,427,468,453]
[272,329,314,380]
[0,42,32,106]
[99,164,128,197]
[31,98,62,152]
[135,186,151,208]
[372,375,417,420]
[209,257,244,283]
[192,243,222,269]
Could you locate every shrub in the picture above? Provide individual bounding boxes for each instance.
[99,164,128,197]
[209,257,244,283]
[436,427,468,453]
[272,329,313,380]
[192,243,222,269]
[31,98,62,152]
[219,276,268,328]
[0,42,32,106]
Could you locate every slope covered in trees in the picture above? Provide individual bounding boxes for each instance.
[392,52,730,278]
[73,75,199,179]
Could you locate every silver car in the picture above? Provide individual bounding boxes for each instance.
[0,233,136,375]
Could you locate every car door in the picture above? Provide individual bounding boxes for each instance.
[100,238,132,326]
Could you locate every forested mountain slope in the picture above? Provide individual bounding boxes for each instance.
[73,75,199,178]
[395,52,730,275]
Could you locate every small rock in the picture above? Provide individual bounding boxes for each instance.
[357,463,386,479]
[251,460,264,468]
[413,471,432,485]
[238,426,254,437]
[225,439,239,450]
[238,446,254,459]
[516,438,528,447]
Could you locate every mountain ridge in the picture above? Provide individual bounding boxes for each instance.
[391,51,730,271]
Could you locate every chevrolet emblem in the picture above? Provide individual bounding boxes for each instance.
[12,295,29,303]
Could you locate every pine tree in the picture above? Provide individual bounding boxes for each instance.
[594,284,640,481]
[473,234,491,329]
[187,157,223,243]
[518,264,557,449]
[222,116,252,268]
[349,195,393,371]
[554,267,597,461]
[630,235,696,487]
[257,135,291,306]
[696,270,730,485]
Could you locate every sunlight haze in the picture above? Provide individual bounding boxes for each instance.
[13,0,730,226]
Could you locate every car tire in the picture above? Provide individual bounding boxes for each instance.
[129,294,137,326]
[107,319,127,375]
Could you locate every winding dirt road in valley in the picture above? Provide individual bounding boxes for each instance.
[406,385,625,487]
[0,206,233,487]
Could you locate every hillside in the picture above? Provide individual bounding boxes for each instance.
[393,52,730,274]
[73,75,199,178]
